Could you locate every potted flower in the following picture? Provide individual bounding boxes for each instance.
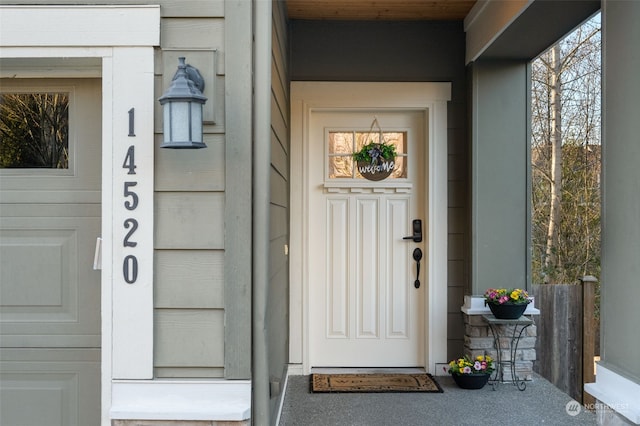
[352,140,397,181]
[446,355,495,389]
[484,288,531,319]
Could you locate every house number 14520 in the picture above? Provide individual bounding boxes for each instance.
[122,144,138,284]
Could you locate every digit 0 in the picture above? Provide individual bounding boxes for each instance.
[123,255,138,284]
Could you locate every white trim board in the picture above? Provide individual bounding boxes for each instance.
[0,5,160,47]
[460,295,540,315]
[289,82,450,375]
[111,380,251,421]
[585,363,640,424]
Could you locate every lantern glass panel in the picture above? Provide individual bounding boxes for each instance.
[190,103,203,143]
[169,101,190,142]
[162,102,171,140]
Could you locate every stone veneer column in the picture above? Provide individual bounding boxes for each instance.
[461,296,539,381]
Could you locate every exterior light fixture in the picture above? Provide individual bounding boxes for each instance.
[158,57,208,148]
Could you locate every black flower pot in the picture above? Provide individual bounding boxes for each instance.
[452,373,490,389]
[488,302,528,319]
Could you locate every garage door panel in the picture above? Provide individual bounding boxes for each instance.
[0,203,101,218]
[1,231,72,309]
[0,190,101,204]
[0,215,100,343]
[0,348,100,426]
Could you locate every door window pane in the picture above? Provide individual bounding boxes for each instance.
[328,130,407,179]
[328,132,354,178]
[0,93,69,169]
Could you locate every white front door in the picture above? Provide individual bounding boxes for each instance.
[291,82,450,375]
[0,78,101,426]
[308,110,426,367]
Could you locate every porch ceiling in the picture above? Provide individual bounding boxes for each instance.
[286,0,477,21]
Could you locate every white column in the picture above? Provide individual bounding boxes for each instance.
[107,46,155,379]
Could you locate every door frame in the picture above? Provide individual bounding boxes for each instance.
[290,82,450,375]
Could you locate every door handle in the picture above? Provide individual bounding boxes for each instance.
[402,219,422,242]
[93,237,102,270]
[413,248,423,288]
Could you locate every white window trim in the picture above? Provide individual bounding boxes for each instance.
[1,6,159,425]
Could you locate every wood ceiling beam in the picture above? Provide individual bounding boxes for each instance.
[286,0,477,21]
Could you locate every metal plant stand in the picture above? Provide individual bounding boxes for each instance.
[483,314,533,391]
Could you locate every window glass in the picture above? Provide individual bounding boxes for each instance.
[0,93,69,169]
[328,130,407,179]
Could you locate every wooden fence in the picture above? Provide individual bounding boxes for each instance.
[532,277,598,404]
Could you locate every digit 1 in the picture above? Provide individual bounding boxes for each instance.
[128,108,135,137]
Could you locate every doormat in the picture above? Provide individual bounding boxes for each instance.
[311,373,443,393]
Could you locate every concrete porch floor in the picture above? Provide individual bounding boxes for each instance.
[278,372,596,425]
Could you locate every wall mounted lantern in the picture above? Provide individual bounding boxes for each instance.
[158,57,208,149]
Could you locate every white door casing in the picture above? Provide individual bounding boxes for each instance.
[290,82,450,374]
[308,110,426,367]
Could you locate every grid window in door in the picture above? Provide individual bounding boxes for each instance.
[328,131,407,179]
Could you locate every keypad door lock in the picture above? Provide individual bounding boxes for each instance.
[402,219,422,243]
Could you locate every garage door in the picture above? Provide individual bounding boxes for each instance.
[0,78,101,426]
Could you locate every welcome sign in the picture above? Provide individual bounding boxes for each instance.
[357,158,395,181]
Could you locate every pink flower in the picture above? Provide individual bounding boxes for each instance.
[463,366,472,374]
